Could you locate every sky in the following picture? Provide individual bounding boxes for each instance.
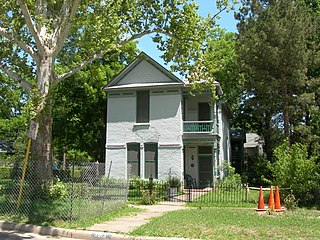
[137,0,238,75]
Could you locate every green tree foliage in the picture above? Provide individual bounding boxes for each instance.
[246,154,272,186]
[298,0,320,158]
[271,141,320,205]
[0,0,227,179]
[0,74,34,159]
[0,74,28,137]
[0,75,24,119]
[52,43,139,162]
[202,29,243,110]
[236,0,320,160]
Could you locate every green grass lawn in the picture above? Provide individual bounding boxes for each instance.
[56,204,142,229]
[0,190,141,229]
[0,179,140,229]
[130,207,320,239]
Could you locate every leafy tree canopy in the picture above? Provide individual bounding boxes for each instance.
[0,0,236,179]
[235,0,320,159]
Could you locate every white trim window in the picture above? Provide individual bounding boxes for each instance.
[136,90,149,123]
[144,143,158,179]
[127,143,140,178]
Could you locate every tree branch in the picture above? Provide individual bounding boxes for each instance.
[56,52,105,83]
[0,27,39,63]
[17,0,43,52]
[200,6,228,34]
[53,1,69,35]
[54,0,80,57]
[0,63,33,91]
[211,6,227,21]
[122,28,175,45]
[56,28,174,84]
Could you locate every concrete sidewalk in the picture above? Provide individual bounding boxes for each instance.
[0,202,196,240]
[87,202,188,233]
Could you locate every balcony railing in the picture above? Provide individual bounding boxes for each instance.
[183,121,214,133]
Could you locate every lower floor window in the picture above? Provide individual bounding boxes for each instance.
[127,143,140,178]
[144,143,158,178]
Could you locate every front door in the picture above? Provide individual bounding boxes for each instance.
[198,102,211,121]
[198,146,213,188]
[184,146,198,186]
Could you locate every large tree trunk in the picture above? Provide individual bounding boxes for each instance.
[261,113,274,161]
[283,85,290,142]
[31,109,53,181]
[31,53,54,182]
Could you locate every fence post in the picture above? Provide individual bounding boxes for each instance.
[149,176,153,196]
[245,184,249,202]
[69,161,75,223]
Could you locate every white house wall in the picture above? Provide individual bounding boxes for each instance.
[218,102,231,178]
[106,90,183,180]
[158,146,183,180]
[221,112,231,162]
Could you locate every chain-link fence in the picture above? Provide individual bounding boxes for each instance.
[0,159,128,227]
[1,158,291,226]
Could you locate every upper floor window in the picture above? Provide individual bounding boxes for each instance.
[136,90,150,123]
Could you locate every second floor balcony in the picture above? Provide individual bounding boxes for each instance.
[183,121,216,133]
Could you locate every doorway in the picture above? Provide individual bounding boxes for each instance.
[198,146,213,188]
[198,102,211,121]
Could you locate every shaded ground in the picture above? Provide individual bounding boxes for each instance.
[0,230,80,240]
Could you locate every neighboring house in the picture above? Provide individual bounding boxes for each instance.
[231,131,264,177]
[244,133,263,158]
[104,52,232,188]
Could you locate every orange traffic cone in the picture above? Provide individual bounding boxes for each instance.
[274,186,281,210]
[257,186,265,210]
[268,186,274,209]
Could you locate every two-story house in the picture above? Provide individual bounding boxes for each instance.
[104,52,232,188]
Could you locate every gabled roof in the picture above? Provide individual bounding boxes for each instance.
[104,52,184,91]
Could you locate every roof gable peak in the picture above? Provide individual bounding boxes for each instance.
[104,52,183,90]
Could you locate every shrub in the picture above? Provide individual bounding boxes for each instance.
[66,182,89,198]
[129,177,149,190]
[128,177,168,203]
[283,191,298,211]
[49,178,68,200]
[218,164,242,190]
[67,149,92,162]
[0,167,11,180]
[246,154,272,186]
[168,177,181,190]
[140,189,157,205]
[271,141,320,205]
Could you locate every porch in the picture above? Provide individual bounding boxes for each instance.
[183,121,215,133]
[183,144,219,189]
[182,94,219,188]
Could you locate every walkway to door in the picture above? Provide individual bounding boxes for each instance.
[167,188,213,203]
[87,202,188,234]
